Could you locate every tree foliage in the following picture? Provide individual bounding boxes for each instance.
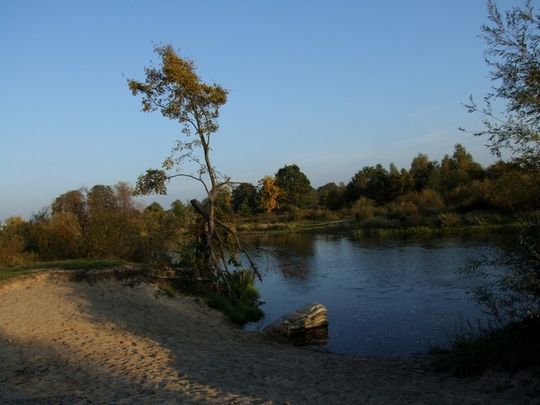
[257,176,282,213]
[465,0,540,169]
[232,183,258,215]
[464,0,540,324]
[274,164,313,209]
[346,164,391,205]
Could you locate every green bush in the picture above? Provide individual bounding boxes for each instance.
[208,270,263,324]
[0,216,34,266]
[447,180,493,211]
[207,294,263,324]
[166,269,263,325]
[405,188,445,215]
[386,200,421,224]
[351,197,375,221]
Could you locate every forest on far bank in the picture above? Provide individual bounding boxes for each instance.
[1,143,538,267]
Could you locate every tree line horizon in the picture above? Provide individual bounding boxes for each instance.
[3,140,537,219]
[1,141,537,266]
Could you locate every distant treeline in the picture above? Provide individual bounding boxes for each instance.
[0,182,193,266]
[230,144,539,227]
[1,144,539,266]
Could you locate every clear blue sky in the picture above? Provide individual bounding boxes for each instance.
[0,1,523,220]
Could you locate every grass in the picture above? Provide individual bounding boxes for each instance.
[162,269,264,325]
[0,259,131,283]
[237,210,520,238]
[431,316,540,376]
[207,293,264,324]
[351,223,518,240]
[238,218,355,234]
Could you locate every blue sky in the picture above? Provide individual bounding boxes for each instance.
[0,1,524,220]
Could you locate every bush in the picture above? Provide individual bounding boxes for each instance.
[439,212,461,227]
[33,212,84,260]
[489,172,540,212]
[0,216,33,266]
[207,294,263,324]
[405,188,445,215]
[448,180,493,211]
[208,270,263,324]
[351,197,375,221]
[0,233,29,266]
[166,269,263,325]
[431,316,540,376]
[386,200,421,225]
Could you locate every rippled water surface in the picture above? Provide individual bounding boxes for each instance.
[245,233,498,355]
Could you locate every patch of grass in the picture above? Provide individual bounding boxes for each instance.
[207,293,263,324]
[352,222,517,240]
[0,259,131,283]
[163,269,264,325]
[431,316,540,376]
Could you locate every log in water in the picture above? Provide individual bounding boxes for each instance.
[264,303,328,345]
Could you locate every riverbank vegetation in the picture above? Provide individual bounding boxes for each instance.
[432,0,540,375]
[2,142,536,269]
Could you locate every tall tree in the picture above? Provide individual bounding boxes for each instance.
[409,153,437,191]
[346,164,391,205]
[317,182,346,211]
[274,164,313,209]
[257,176,282,213]
[128,45,259,282]
[232,183,258,215]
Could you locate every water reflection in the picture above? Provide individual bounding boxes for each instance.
[251,234,316,281]
[290,325,328,346]
[246,233,498,356]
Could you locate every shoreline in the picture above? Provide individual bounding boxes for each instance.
[1,272,538,403]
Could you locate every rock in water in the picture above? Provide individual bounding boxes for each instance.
[264,303,328,345]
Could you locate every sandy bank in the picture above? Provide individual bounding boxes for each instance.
[0,272,537,404]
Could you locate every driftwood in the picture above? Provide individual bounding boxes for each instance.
[264,303,328,346]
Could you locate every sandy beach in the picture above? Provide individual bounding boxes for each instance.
[0,272,538,404]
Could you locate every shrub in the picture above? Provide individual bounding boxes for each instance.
[207,270,263,324]
[207,294,263,324]
[34,212,84,260]
[405,188,445,215]
[386,200,421,225]
[439,212,461,227]
[489,172,540,212]
[0,234,28,266]
[0,216,33,266]
[431,316,540,376]
[447,180,493,211]
[351,197,375,221]
[167,269,263,325]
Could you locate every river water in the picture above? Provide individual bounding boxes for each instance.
[245,233,499,356]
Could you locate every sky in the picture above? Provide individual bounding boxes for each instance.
[0,0,525,220]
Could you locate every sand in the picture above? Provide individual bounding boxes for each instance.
[0,272,538,404]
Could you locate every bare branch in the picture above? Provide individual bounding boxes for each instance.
[167,173,209,194]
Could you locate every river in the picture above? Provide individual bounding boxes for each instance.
[245,232,499,356]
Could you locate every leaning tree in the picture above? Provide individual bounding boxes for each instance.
[128,45,259,288]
